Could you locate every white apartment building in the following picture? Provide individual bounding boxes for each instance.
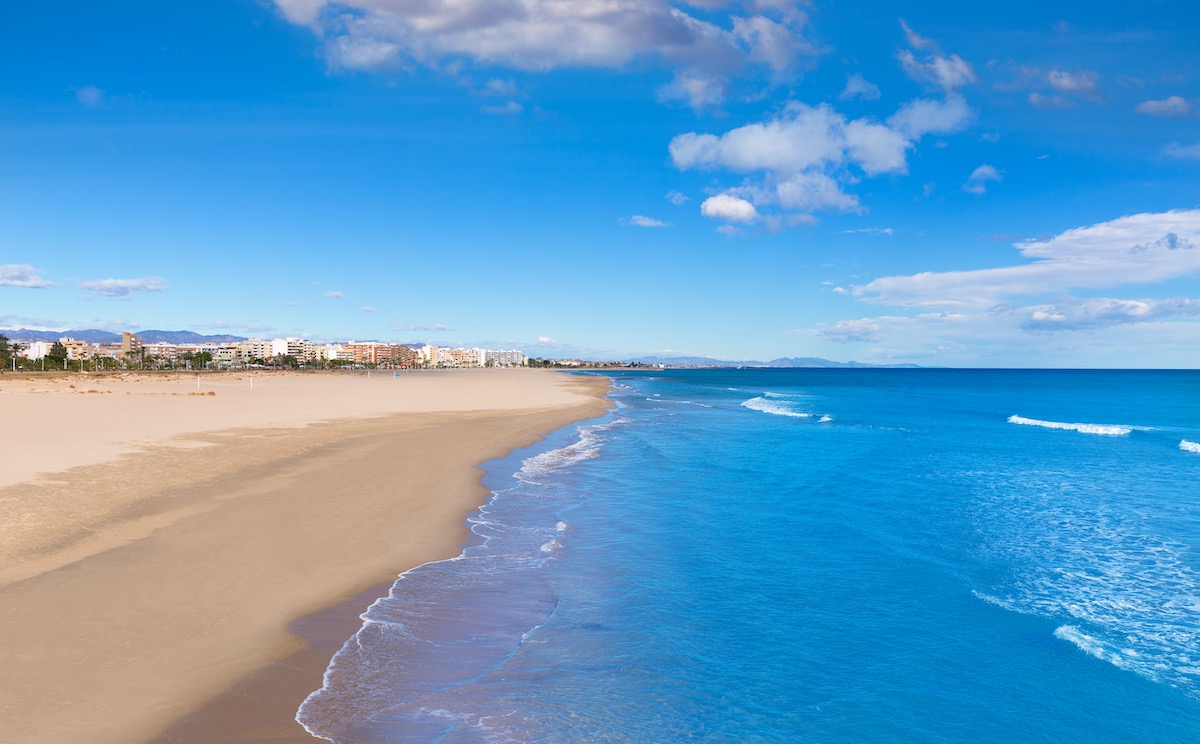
[23,341,52,360]
[484,349,527,367]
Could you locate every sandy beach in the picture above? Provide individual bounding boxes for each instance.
[0,369,610,743]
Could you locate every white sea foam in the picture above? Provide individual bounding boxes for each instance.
[1007,415,1132,436]
[1054,626,1138,670]
[741,396,813,418]
[517,419,622,482]
[974,464,1200,698]
[819,415,832,423]
[1181,439,1200,453]
[646,398,713,408]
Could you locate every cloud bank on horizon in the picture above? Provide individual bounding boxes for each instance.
[818,210,1200,360]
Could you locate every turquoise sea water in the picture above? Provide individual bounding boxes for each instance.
[299,369,1200,742]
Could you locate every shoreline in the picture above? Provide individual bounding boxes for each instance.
[0,370,611,743]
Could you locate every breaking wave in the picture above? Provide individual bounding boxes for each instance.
[1181,440,1200,454]
[1007,415,1132,436]
[741,396,813,418]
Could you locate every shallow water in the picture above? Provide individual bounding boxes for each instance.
[300,369,1200,742]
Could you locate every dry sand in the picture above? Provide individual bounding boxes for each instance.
[0,369,610,743]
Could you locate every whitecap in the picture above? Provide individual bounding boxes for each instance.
[1180,439,1200,454]
[1007,415,1132,436]
[1054,625,1138,671]
[819,415,832,423]
[741,396,813,418]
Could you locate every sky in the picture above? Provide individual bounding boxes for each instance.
[2,1,1199,366]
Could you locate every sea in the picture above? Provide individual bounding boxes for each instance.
[297,368,1200,743]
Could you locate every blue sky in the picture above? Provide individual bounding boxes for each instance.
[2,1,1199,366]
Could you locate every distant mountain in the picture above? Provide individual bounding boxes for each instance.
[626,355,920,369]
[765,357,921,369]
[136,330,247,344]
[0,328,247,344]
[626,355,742,367]
[0,328,122,343]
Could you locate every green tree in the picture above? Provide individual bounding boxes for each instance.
[45,341,67,368]
[193,351,213,368]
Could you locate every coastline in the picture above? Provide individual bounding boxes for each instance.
[0,370,611,743]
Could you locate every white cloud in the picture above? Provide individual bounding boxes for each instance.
[623,215,670,227]
[324,290,344,299]
[537,335,555,343]
[701,193,760,223]
[1165,142,1200,160]
[277,300,300,307]
[666,190,690,205]
[670,92,970,223]
[886,94,972,140]
[839,73,881,101]
[854,209,1200,308]
[1136,96,1192,117]
[963,163,1002,194]
[359,306,381,312]
[273,0,818,77]
[0,264,52,288]
[78,277,166,299]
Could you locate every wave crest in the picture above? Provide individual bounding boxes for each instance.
[1181,439,1200,453]
[741,396,813,418]
[1007,415,1132,436]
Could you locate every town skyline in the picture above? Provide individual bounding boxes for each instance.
[3,2,1199,367]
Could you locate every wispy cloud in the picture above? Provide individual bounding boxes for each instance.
[482,100,524,115]
[841,227,894,236]
[896,20,976,93]
[390,321,454,332]
[963,164,1002,194]
[839,73,880,101]
[1136,96,1192,117]
[0,264,53,288]
[72,85,104,107]
[78,276,166,299]
[666,190,689,206]
[853,210,1200,309]
[277,300,300,307]
[622,215,670,228]
[359,305,381,313]
[1021,296,1200,331]
[658,70,728,111]
[1165,142,1200,160]
[324,290,344,299]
